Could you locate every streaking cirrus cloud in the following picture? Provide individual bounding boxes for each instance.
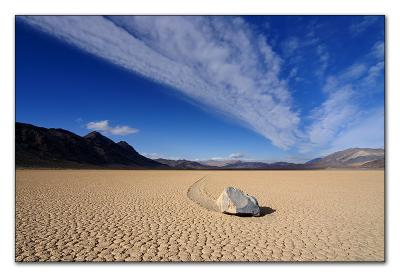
[18,16,300,149]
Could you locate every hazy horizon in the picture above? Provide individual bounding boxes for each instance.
[16,120,384,164]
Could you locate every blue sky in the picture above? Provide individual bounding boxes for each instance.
[16,16,384,162]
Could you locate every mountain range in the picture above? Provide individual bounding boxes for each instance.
[305,148,384,168]
[15,122,384,169]
[154,159,216,169]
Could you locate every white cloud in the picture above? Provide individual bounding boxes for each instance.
[282,37,300,56]
[282,32,319,58]
[301,40,385,155]
[322,63,367,94]
[340,63,368,81]
[210,157,226,161]
[110,126,138,135]
[370,41,384,60]
[86,120,108,131]
[229,153,244,159]
[326,108,384,153]
[281,32,328,79]
[359,40,384,86]
[316,44,330,76]
[19,16,299,149]
[350,16,379,35]
[305,86,358,149]
[86,120,138,135]
[364,61,384,85]
[323,41,384,93]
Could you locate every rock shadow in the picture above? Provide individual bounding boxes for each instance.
[223,206,276,217]
[259,206,276,217]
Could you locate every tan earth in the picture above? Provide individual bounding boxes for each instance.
[15,169,384,262]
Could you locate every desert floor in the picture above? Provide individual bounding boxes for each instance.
[16,170,384,262]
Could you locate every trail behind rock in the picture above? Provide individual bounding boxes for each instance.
[187,176,218,212]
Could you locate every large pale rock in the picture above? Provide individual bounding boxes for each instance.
[216,187,260,216]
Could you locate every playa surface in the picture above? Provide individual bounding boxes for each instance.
[16,170,384,262]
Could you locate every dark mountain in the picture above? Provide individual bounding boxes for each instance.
[82,131,161,167]
[306,148,384,168]
[117,141,139,155]
[16,122,166,168]
[155,158,215,169]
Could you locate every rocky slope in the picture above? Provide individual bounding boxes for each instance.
[16,122,166,168]
[306,148,384,168]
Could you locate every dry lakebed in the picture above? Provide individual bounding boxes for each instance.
[16,169,384,262]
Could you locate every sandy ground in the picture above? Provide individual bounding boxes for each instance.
[16,170,384,262]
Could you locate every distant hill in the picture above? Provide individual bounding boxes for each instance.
[306,148,384,168]
[200,148,384,170]
[199,159,240,167]
[360,158,385,168]
[16,122,166,168]
[155,159,215,169]
[220,161,306,170]
[15,122,384,170]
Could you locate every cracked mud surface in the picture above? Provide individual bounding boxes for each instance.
[16,170,384,262]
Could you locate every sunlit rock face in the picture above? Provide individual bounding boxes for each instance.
[216,187,260,216]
